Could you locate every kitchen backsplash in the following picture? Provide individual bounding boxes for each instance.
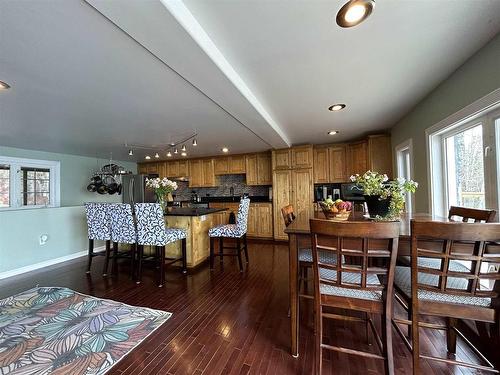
[172,174,270,201]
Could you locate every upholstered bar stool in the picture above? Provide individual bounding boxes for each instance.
[107,203,137,277]
[84,202,112,275]
[134,203,187,287]
[209,198,250,272]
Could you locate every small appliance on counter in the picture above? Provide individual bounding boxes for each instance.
[340,183,365,201]
[314,184,342,202]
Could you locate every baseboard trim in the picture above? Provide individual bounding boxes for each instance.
[0,246,105,280]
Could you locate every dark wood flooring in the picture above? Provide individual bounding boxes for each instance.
[0,241,491,374]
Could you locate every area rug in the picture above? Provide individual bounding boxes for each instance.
[0,287,171,374]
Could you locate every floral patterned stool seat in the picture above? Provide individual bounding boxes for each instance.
[134,203,188,287]
[209,198,250,272]
[84,202,112,275]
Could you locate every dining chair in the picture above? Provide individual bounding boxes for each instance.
[107,203,137,277]
[209,198,250,272]
[310,219,400,375]
[392,220,500,374]
[84,202,112,275]
[134,203,187,287]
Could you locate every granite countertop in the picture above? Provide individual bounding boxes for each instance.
[164,207,227,217]
[175,195,272,204]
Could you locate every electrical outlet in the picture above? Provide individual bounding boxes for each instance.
[39,234,49,246]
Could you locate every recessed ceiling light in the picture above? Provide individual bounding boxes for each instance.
[154,152,160,159]
[221,147,229,153]
[167,151,172,157]
[336,0,375,28]
[328,130,339,135]
[128,149,133,156]
[145,155,151,160]
[328,104,346,111]
[181,151,187,157]
[0,81,11,90]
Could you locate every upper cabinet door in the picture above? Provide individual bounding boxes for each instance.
[188,160,203,187]
[202,159,216,187]
[166,161,179,177]
[367,135,393,178]
[291,146,313,168]
[178,160,189,177]
[245,155,258,185]
[137,163,147,174]
[229,155,246,174]
[347,141,368,177]
[313,148,329,183]
[214,157,229,175]
[329,146,347,182]
[273,149,291,170]
[257,153,272,185]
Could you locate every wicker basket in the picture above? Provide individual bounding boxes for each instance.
[319,203,352,221]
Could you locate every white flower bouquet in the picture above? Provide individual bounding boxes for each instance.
[146,177,178,209]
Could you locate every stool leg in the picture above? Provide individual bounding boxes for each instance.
[446,317,458,354]
[243,234,249,263]
[136,245,143,284]
[236,237,243,272]
[181,238,187,274]
[86,239,94,274]
[210,237,215,270]
[158,246,165,287]
[130,244,136,280]
[219,237,224,267]
[103,240,111,276]
[111,241,118,275]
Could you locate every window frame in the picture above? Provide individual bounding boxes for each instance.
[427,88,500,216]
[0,156,60,211]
[395,138,414,213]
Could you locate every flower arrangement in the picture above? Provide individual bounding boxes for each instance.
[146,177,178,210]
[350,171,418,220]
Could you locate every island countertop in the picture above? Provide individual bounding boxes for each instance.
[164,207,227,217]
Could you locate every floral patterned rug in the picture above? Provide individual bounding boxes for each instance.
[0,287,171,374]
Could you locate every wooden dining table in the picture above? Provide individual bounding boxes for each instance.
[284,211,450,357]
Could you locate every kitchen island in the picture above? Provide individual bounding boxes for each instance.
[164,207,227,268]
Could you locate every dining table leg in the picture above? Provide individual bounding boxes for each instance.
[288,233,299,357]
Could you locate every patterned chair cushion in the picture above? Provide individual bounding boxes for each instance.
[109,203,136,244]
[299,248,338,264]
[84,202,111,241]
[209,198,250,238]
[135,203,186,246]
[394,266,491,307]
[319,267,382,301]
[399,256,471,273]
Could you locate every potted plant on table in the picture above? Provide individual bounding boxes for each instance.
[350,171,418,220]
[146,177,178,212]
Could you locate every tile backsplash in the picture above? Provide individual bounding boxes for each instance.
[172,174,270,201]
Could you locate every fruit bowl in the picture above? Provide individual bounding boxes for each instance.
[319,200,352,221]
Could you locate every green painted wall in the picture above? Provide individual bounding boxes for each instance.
[0,146,136,274]
[391,33,500,212]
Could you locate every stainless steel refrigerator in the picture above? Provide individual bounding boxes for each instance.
[122,174,158,208]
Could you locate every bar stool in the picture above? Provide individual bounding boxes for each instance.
[107,203,137,277]
[84,202,112,275]
[209,198,250,272]
[134,203,187,287]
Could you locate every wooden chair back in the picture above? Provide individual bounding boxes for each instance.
[281,204,296,227]
[448,206,496,223]
[309,219,400,297]
[410,220,500,300]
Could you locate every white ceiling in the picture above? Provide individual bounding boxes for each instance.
[1,0,499,162]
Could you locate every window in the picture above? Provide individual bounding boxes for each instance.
[0,156,60,210]
[395,139,414,213]
[428,91,500,217]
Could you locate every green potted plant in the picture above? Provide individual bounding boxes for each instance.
[350,171,418,220]
[145,177,178,212]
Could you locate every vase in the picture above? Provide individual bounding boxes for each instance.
[156,193,166,212]
[364,195,391,218]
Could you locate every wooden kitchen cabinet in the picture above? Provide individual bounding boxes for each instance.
[137,163,148,174]
[229,155,246,174]
[246,153,272,185]
[347,140,368,177]
[291,145,313,168]
[273,169,292,240]
[329,145,347,182]
[313,147,329,183]
[165,160,188,178]
[272,149,291,169]
[202,159,216,187]
[367,135,393,178]
[214,157,229,175]
[247,202,273,238]
[188,159,203,187]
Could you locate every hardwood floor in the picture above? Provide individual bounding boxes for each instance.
[0,241,490,374]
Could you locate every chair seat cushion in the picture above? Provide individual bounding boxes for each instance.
[394,266,491,307]
[208,224,244,238]
[299,248,339,264]
[165,228,187,244]
[319,268,382,301]
[399,256,471,273]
